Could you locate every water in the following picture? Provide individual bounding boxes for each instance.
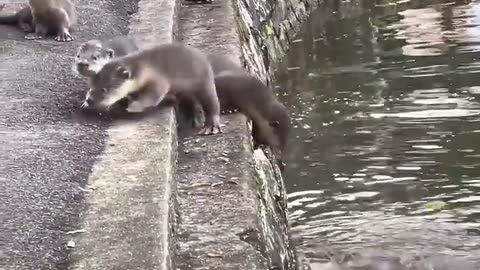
[275,0,480,268]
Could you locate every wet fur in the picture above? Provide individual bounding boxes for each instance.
[209,54,289,159]
[26,0,76,42]
[215,73,289,164]
[86,43,222,135]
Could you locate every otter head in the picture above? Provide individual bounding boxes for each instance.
[81,61,138,111]
[75,40,116,77]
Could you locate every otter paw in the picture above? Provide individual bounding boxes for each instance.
[126,101,147,113]
[80,101,89,109]
[55,32,74,42]
[198,123,222,135]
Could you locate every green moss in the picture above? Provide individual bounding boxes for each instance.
[234,17,248,43]
[264,21,275,37]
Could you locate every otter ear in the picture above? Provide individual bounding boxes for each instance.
[106,49,114,59]
[115,65,131,79]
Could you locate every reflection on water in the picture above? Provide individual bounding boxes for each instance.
[275,0,480,268]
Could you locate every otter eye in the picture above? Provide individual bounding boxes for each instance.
[101,88,107,93]
[76,55,80,58]
[92,56,98,60]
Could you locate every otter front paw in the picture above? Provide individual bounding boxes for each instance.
[55,31,74,42]
[198,116,222,135]
[126,100,147,113]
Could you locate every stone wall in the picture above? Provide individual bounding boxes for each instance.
[236,0,324,85]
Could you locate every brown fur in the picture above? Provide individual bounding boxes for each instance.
[209,54,289,159]
[86,43,222,135]
[26,0,76,42]
[175,54,289,169]
[215,73,289,159]
[208,54,245,77]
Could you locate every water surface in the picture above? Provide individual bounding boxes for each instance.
[275,0,480,268]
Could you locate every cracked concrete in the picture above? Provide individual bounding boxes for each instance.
[1,0,138,268]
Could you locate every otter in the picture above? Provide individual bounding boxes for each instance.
[0,5,34,33]
[25,0,76,42]
[174,54,290,168]
[74,36,139,77]
[214,72,290,168]
[83,43,222,135]
[209,54,289,159]
[168,54,245,126]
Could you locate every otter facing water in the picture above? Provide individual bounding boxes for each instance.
[26,0,77,42]
[174,53,289,168]
[74,36,139,78]
[84,43,222,135]
[208,54,289,156]
[214,72,290,168]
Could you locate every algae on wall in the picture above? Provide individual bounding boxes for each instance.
[236,0,323,85]
[254,149,297,270]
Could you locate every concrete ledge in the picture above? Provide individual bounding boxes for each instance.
[175,2,268,269]
[175,113,269,269]
[129,0,179,48]
[68,0,179,268]
[69,111,177,270]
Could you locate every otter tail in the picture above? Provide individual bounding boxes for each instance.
[0,14,18,25]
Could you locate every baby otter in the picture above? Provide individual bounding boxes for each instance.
[26,0,77,42]
[74,36,139,77]
[0,5,34,33]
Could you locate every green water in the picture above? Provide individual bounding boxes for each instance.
[275,0,480,267]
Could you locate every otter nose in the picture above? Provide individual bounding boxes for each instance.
[85,97,94,106]
[81,97,95,109]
